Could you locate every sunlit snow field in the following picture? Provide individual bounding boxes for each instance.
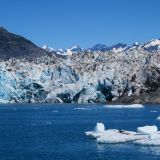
[0,104,160,160]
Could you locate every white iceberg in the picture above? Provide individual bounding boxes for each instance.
[134,126,160,146]
[149,132,160,140]
[85,122,106,138]
[137,125,158,135]
[85,123,160,145]
[134,127,160,146]
[104,104,144,109]
[97,130,145,144]
[85,123,146,143]
[94,123,105,133]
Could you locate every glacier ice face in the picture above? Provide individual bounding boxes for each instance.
[0,44,160,103]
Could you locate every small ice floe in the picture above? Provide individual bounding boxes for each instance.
[134,129,160,146]
[156,116,160,120]
[150,110,158,113]
[74,107,91,110]
[104,104,144,109]
[34,107,39,110]
[85,123,160,145]
[137,125,158,135]
[85,123,106,138]
[134,125,160,146]
[85,123,146,144]
[97,130,145,144]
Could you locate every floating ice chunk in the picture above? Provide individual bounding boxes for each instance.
[94,123,105,133]
[74,107,86,110]
[137,125,158,135]
[97,130,145,144]
[134,139,160,146]
[85,123,153,144]
[150,110,158,113]
[74,107,91,110]
[157,116,160,120]
[149,132,160,140]
[104,104,144,109]
[85,131,106,138]
[85,122,106,138]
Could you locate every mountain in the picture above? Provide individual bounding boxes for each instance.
[44,45,84,55]
[0,26,49,60]
[142,39,160,51]
[89,44,108,52]
[44,39,160,55]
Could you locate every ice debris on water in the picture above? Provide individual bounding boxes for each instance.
[104,104,144,109]
[85,123,160,145]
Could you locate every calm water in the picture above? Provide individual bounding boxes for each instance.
[0,104,160,160]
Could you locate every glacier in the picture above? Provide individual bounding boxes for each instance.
[0,39,160,103]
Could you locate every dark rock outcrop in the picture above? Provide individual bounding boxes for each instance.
[0,26,49,60]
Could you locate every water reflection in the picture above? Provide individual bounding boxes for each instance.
[97,142,160,156]
[137,146,160,156]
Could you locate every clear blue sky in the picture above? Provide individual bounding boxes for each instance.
[0,0,160,48]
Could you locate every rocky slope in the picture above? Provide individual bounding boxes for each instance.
[0,27,160,104]
[0,27,49,60]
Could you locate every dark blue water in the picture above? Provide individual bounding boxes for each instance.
[0,104,160,160]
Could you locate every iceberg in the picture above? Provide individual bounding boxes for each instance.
[85,123,146,143]
[134,126,160,146]
[104,104,144,109]
[149,132,160,140]
[85,123,160,145]
[97,130,145,144]
[85,122,106,138]
[94,123,105,133]
[137,125,158,135]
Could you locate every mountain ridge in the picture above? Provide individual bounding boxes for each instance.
[0,26,50,60]
[43,39,160,55]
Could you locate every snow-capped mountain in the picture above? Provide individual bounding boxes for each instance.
[43,39,160,56]
[42,45,55,52]
[142,39,160,51]
[43,45,84,55]
[88,43,128,52]
[88,44,108,52]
